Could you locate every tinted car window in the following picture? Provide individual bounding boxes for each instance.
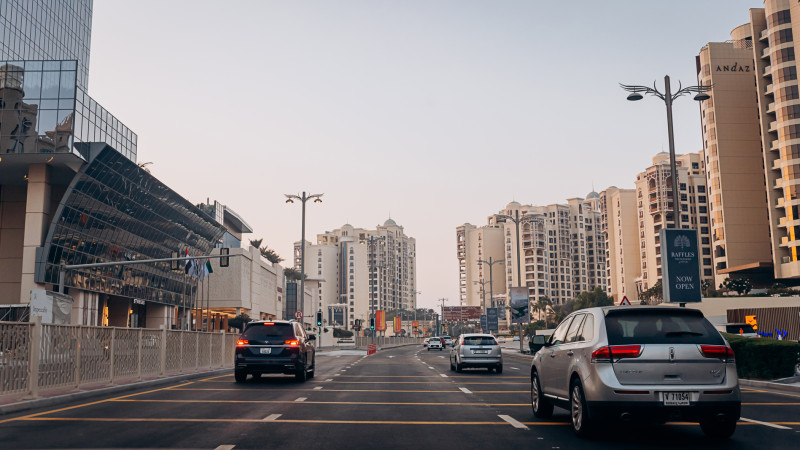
[725,324,755,334]
[577,315,594,342]
[242,323,294,340]
[605,310,723,345]
[549,316,574,345]
[565,314,585,343]
[463,336,497,345]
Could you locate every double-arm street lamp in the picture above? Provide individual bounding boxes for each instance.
[477,257,504,311]
[496,210,533,353]
[285,191,323,325]
[620,76,711,229]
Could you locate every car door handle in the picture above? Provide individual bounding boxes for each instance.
[567,351,574,357]
[549,352,556,358]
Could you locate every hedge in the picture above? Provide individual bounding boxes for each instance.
[723,333,800,380]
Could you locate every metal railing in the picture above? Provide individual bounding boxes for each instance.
[0,317,235,400]
[354,336,423,348]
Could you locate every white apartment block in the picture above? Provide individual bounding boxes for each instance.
[634,152,715,293]
[599,186,641,302]
[295,220,417,331]
[456,223,506,309]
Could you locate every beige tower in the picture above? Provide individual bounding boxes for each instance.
[456,223,505,309]
[599,186,640,302]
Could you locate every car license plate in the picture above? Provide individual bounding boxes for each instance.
[260,348,271,355]
[474,350,488,354]
[662,392,690,406]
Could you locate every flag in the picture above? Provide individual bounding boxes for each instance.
[189,258,199,279]
[199,259,209,281]
[205,259,213,275]
[184,249,192,274]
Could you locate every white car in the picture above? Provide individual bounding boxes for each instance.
[427,337,444,351]
[497,336,506,343]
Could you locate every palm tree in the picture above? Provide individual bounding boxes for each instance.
[536,296,552,328]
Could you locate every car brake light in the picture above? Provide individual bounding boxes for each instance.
[285,340,299,346]
[698,345,734,361]
[591,345,642,361]
[459,338,464,345]
[264,322,274,325]
[236,339,248,346]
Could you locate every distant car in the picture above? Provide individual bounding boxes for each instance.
[235,320,316,382]
[442,335,454,347]
[423,338,430,347]
[715,323,757,338]
[450,333,502,373]
[497,336,506,344]
[428,337,444,351]
[530,306,740,438]
[513,335,520,342]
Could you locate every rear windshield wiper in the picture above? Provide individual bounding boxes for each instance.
[665,331,703,337]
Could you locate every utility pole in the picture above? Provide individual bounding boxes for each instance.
[438,298,447,336]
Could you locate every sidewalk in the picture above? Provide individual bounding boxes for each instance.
[740,376,800,394]
[0,368,231,417]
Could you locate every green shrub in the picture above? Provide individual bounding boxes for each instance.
[333,328,353,338]
[723,333,800,380]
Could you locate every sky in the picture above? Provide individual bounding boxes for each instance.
[88,0,759,310]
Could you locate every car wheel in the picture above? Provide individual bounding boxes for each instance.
[427,348,430,351]
[570,380,593,437]
[308,359,315,379]
[234,369,247,383]
[700,419,737,439]
[495,364,503,374]
[450,357,455,372]
[531,371,553,418]
[295,364,308,382]
[455,359,463,373]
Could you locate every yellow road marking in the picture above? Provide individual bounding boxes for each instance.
[743,403,800,405]
[111,399,507,406]
[0,381,196,424]
[742,389,800,399]
[168,388,526,393]
[326,381,527,385]
[195,374,234,382]
[19,417,509,425]
[334,375,529,379]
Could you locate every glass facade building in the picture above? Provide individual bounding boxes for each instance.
[37,147,226,306]
[0,0,92,90]
[1,60,137,161]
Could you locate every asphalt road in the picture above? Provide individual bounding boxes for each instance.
[1,345,798,449]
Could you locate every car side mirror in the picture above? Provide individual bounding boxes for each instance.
[530,335,547,353]
[308,335,317,341]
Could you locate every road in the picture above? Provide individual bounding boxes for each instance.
[1,345,798,449]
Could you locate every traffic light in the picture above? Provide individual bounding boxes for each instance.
[316,311,323,327]
[370,317,375,330]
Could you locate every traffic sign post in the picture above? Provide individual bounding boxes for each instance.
[619,296,632,306]
[294,310,303,320]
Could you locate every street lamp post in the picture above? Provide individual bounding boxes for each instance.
[496,209,531,353]
[477,257,503,310]
[621,76,711,229]
[285,191,323,327]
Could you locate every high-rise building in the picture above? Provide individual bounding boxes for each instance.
[456,223,505,309]
[633,152,714,293]
[295,220,417,331]
[599,186,640,302]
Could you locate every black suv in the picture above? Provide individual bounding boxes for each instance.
[235,320,316,382]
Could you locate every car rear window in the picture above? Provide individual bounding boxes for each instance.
[604,310,723,345]
[463,336,497,345]
[725,324,755,334]
[242,323,294,340]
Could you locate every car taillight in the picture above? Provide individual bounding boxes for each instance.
[264,322,274,326]
[591,345,642,362]
[698,345,734,361]
[459,338,465,345]
[236,339,248,346]
[285,340,299,346]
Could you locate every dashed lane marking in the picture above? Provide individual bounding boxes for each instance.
[215,446,235,450]
[428,367,435,370]
[314,386,323,390]
[459,387,473,394]
[263,414,282,421]
[325,379,333,382]
[295,397,307,402]
[740,417,792,430]
[440,374,449,378]
[498,415,528,430]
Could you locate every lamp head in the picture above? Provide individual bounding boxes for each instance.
[285,198,294,204]
[314,198,322,203]
[626,92,643,101]
[694,92,710,101]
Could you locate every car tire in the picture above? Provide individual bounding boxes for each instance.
[531,371,553,418]
[450,357,455,372]
[234,369,247,383]
[700,418,737,439]
[295,364,308,382]
[570,380,593,437]
[455,359,463,373]
[495,364,503,374]
[308,359,315,379]
[427,348,430,351]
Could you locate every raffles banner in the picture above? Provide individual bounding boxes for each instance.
[660,229,702,303]
[393,316,401,334]
[376,310,386,331]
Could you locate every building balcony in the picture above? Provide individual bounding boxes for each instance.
[765,83,775,95]
[772,159,782,171]
[775,178,784,189]
[767,102,776,114]
[768,120,778,132]
[781,236,790,247]
[763,64,772,76]
[760,28,769,40]
[779,216,787,227]
[777,197,785,208]
[762,47,771,59]
[771,139,780,151]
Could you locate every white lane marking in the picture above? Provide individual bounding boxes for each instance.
[439,356,445,359]
[295,397,307,402]
[740,417,792,430]
[263,414,282,421]
[459,387,473,394]
[215,446,235,450]
[498,414,529,430]
[313,386,323,390]
[325,379,333,382]
[388,356,395,358]
[440,374,448,378]
[428,366,435,370]
[334,374,341,376]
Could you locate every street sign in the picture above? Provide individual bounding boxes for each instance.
[619,296,631,306]
[660,229,702,303]
[294,310,303,320]
[487,308,499,333]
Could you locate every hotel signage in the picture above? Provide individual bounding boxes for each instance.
[660,229,702,303]
[715,62,751,73]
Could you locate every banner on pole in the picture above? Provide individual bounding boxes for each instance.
[376,310,386,331]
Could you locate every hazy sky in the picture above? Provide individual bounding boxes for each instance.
[88,0,758,309]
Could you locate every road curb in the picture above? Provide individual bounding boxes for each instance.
[740,378,800,394]
[0,368,231,417]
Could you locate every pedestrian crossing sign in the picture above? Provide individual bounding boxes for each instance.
[619,296,631,306]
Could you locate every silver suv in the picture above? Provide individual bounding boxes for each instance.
[449,333,502,373]
[530,306,740,438]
